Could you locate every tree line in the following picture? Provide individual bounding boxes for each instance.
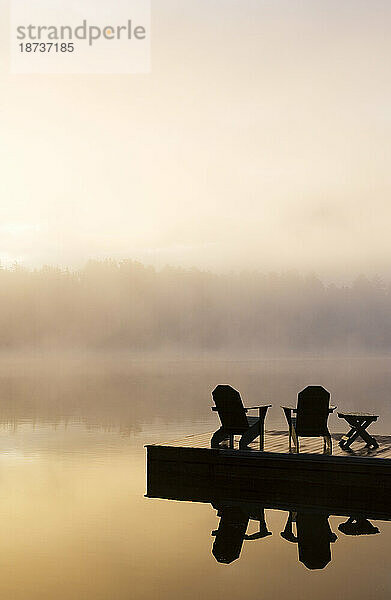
[0,260,390,354]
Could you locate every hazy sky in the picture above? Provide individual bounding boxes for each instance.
[1,0,391,280]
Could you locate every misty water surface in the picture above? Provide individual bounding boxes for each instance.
[0,355,389,600]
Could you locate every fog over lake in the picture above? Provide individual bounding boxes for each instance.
[0,356,388,599]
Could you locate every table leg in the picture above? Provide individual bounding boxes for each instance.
[339,417,378,450]
[355,419,379,448]
[339,426,359,448]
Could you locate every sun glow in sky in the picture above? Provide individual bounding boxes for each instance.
[1,0,391,279]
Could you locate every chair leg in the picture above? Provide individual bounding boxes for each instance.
[211,428,230,448]
[324,433,332,455]
[259,426,264,451]
[239,421,261,450]
[291,427,299,453]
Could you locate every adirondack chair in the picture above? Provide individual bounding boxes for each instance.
[281,385,336,454]
[211,384,271,450]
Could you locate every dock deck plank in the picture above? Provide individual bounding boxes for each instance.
[151,430,391,460]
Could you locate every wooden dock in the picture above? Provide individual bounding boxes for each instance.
[146,431,391,519]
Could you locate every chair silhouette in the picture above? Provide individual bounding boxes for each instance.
[281,386,335,454]
[281,511,337,570]
[211,503,271,564]
[211,505,250,563]
[211,384,271,450]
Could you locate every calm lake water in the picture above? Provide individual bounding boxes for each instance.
[0,356,390,599]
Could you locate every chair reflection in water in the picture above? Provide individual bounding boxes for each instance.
[282,385,336,455]
[211,503,271,564]
[280,511,337,570]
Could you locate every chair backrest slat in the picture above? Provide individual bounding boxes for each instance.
[295,386,330,436]
[212,385,249,432]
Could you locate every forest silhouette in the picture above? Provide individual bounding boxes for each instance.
[0,260,389,354]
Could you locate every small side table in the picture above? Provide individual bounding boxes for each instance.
[338,412,379,450]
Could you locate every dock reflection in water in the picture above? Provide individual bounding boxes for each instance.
[147,477,386,571]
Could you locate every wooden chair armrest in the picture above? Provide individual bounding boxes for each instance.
[245,405,272,410]
[281,406,296,427]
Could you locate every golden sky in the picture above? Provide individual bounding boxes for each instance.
[1,0,391,279]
